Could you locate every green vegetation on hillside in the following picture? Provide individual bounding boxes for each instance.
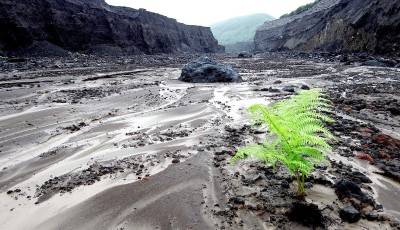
[280,0,321,19]
[211,13,275,46]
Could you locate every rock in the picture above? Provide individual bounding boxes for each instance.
[254,0,400,55]
[230,196,245,205]
[352,171,372,183]
[273,80,282,84]
[287,202,324,227]
[282,86,295,92]
[238,51,253,58]
[372,133,400,151]
[0,0,223,56]
[339,205,361,223]
[268,87,280,93]
[387,105,400,116]
[301,85,310,90]
[172,158,180,163]
[179,57,242,83]
[334,179,372,203]
[355,153,374,163]
[361,60,391,67]
[281,180,290,189]
[259,87,280,92]
[377,160,400,182]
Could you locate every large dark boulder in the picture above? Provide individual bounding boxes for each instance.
[179,57,242,83]
[0,0,224,56]
[255,0,400,55]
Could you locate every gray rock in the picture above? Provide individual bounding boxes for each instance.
[179,57,242,83]
[339,205,361,223]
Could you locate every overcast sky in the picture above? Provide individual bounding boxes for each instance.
[105,0,315,26]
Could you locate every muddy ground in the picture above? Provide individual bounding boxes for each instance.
[0,54,399,229]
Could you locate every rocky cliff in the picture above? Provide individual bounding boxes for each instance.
[0,0,224,56]
[255,0,400,55]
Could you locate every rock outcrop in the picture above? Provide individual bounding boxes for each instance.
[0,0,224,56]
[255,0,400,55]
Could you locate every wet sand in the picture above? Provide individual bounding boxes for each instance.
[0,55,399,229]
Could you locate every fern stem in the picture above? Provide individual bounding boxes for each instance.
[295,170,306,196]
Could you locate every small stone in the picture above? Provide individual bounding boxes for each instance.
[282,86,295,92]
[301,85,310,90]
[355,152,374,163]
[268,87,280,93]
[229,196,245,205]
[238,51,252,58]
[340,205,361,223]
[281,180,290,189]
[172,158,180,163]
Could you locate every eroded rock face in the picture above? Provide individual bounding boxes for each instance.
[255,0,400,55]
[0,0,224,56]
[179,56,242,83]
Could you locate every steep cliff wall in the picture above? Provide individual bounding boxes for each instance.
[0,0,224,56]
[255,0,400,55]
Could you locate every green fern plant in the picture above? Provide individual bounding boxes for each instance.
[231,89,335,196]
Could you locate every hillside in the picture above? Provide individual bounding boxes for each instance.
[0,0,223,56]
[255,0,400,55]
[211,13,275,46]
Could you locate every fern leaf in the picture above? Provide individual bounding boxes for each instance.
[232,88,336,186]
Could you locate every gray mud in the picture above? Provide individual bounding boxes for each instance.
[0,54,399,229]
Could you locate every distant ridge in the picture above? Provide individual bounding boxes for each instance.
[211,13,275,46]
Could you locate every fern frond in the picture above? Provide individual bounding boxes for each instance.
[231,88,336,193]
